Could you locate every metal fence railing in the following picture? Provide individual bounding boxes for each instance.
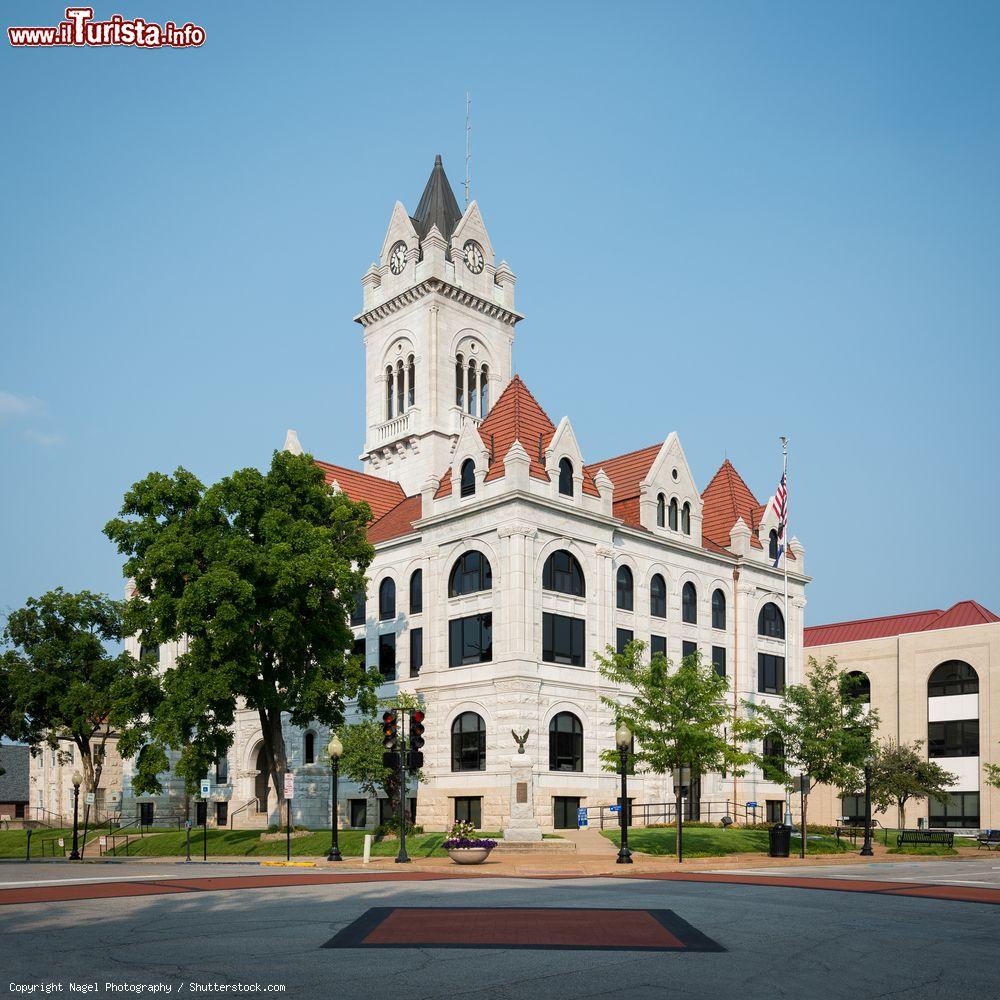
[585,800,764,830]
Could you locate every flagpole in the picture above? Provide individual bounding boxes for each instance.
[780,436,788,624]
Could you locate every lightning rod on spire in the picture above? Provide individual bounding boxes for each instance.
[465,92,471,209]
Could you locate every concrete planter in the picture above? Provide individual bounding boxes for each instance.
[447,846,493,865]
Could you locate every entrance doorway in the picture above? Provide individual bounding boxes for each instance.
[254,745,270,813]
[553,796,581,829]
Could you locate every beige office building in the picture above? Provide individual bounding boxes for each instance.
[804,600,998,831]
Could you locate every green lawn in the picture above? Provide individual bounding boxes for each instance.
[887,844,958,856]
[0,829,73,859]
[602,826,849,858]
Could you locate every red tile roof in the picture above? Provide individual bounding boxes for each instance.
[368,495,422,545]
[436,376,599,498]
[313,460,406,521]
[804,600,999,647]
[586,441,662,527]
[700,459,765,552]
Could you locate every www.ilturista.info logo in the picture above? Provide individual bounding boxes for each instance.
[8,7,206,48]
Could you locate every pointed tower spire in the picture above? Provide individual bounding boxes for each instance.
[412,154,462,241]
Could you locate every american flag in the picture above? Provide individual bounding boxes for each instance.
[772,470,787,568]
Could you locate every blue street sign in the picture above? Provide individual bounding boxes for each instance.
[577,808,589,828]
[746,801,758,808]
[609,805,621,813]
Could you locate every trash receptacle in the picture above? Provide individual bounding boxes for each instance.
[769,823,791,858]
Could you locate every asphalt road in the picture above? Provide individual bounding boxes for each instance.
[1,865,997,1000]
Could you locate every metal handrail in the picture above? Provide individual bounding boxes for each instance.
[229,797,263,829]
[585,799,763,830]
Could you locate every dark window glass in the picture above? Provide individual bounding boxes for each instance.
[650,574,667,618]
[712,589,726,630]
[616,566,633,611]
[651,634,667,660]
[449,550,493,597]
[215,757,229,783]
[616,628,634,654]
[379,798,394,825]
[758,602,785,639]
[455,355,464,408]
[682,640,697,661]
[451,712,486,772]
[195,801,207,826]
[928,719,979,758]
[682,582,697,624]
[409,570,422,614]
[928,791,979,828]
[668,497,679,530]
[352,636,366,664]
[844,670,871,703]
[139,802,154,826]
[762,734,785,782]
[410,627,423,678]
[766,800,784,824]
[681,501,691,535]
[553,796,582,830]
[558,457,574,496]
[656,494,666,528]
[468,359,477,416]
[349,799,367,828]
[928,660,979,697]
[408,797,417,823]
[542,549,585,597]
[542,613,586,666]
[215,802,228,826]
[460,458,476,497]
[454,796,482,826]
[379,633,396,680]
[480,365,489,416]
[711,645,726,678]
[386,365,394,418]
[139,644,159,664]
[549,713,583,772]
[758,653,786,694]
[378,578,396,621]
[304,732,315,765]
[768,529,779,560]
[448,613,493,667]
[351,588,366,626]
[841,795,865,824]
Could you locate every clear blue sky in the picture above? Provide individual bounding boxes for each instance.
[2,1,998,627]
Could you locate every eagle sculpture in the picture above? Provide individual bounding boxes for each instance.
[511,729,530,754]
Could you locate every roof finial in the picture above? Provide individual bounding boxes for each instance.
[465,92,471,209]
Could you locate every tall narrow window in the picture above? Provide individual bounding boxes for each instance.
[304,732,315,765]
[351,587,365,626]
[479,365,489,416]
[616,566,634,611]
[409,569,422,614]
[455,354,464,408]
[558,458,574,496]
[396,361,404,417]
[711,645,726,678]
[409,627,423,678]
[549,713,583,772]
[451,713,486,772]
[460,458,476,497]
[407,355,415,409]
[758,602,785,639]
[682,581,697,624]
[650,574,667,618]
[385,366,394,419]
[668,497,679,530]
[468,359,477,416]
[656,494,665,527]
[711,589,726,629]
[379,633,396,680]
[681,501,691,535]
[768,529,779,561]
[378,578,396,621]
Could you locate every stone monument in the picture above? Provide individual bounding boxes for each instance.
[502,754,543,843]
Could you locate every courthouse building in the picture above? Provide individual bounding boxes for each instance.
[122,155,809,832]
[805,600,998,831]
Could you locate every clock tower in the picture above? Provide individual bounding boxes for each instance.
[355,155,521,496]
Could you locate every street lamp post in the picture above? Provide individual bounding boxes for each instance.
[327,735,343,863]
[672,765,691,863]
[860,755,874,857]
[615,723,633,865]
[69,771,83,860]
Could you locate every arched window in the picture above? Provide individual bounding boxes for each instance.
[616,566,634,611]
[668,497,679,530]
[758,602,785,639]
[451,712,486,772]
[304,732,315,765]
[712,589,726,630]
[460,458,476,498]
[385,366,394,419]
[549,712,583,772]
[407,354,415,409]
[480,365,489,416]
[542,550,585,597]
[409,569,422,615]
[455,354,464,408]
[448,551,493,597]
[682,581,697,624]
[844,670,871,704]
[768,529,779,561]
[928,660,979,697]
[378,578,396,621]
[656,494,666,528]
[650,574,667,618]
[681,501,691,535]
[468,359,478,417]
[395,360,404,417]
[558,458,574,496]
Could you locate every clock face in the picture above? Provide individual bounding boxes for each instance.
[389,241,407,275]
[463,240,485,274]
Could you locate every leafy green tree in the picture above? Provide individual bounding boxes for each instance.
[0,588,159,799]
[985,759,1000,792]
[104,450,376,807]
[597,642,762,837]
[862,739,957,828]
[751,656,878,848]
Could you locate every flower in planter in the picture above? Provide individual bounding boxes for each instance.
[443,820,497,850]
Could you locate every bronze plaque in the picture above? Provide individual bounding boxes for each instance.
[516,782,528,803]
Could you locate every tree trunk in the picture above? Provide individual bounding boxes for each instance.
[257,706,289,820]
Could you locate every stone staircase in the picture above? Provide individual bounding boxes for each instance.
[493,838,577,854]
[229,799,270,830]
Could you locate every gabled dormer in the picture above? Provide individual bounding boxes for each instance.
[639,433,703,543]
[546,416,586,502]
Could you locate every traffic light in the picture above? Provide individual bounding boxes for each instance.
[410,710,425,750]
[382,710,398,751]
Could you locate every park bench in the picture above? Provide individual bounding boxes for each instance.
[976,829,1000,851]
[896,829,954,848]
